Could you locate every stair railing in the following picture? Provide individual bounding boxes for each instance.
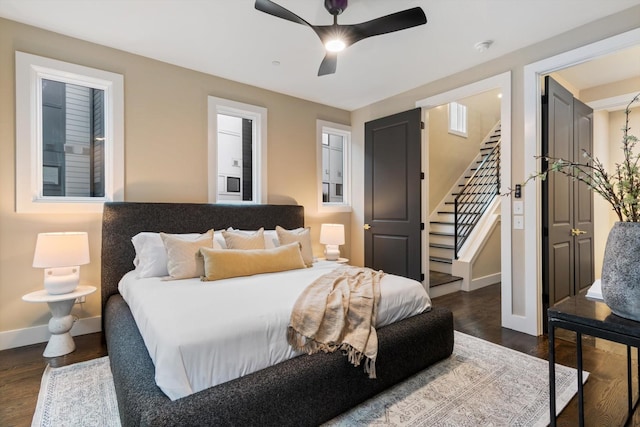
[454,140,501,259]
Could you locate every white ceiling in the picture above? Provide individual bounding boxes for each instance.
[1,0,639,111]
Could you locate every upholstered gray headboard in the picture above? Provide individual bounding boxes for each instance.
[101,202,305,312]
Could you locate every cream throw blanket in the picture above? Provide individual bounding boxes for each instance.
[287,265,384,378]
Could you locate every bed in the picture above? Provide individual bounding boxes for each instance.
[102,202,454,426]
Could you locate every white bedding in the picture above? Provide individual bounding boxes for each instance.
[119,260,431,400]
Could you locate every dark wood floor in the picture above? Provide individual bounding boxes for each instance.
[0,284,638,426]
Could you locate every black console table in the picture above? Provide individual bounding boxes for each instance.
[548,294,640,426]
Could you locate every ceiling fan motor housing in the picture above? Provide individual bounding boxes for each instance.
[325,0,347,15]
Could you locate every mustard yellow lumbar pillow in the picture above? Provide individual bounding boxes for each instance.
[199,243,306,281]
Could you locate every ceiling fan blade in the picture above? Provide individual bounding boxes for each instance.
[318,53,338,76]
[254,0,312,27]
[348,7,427,44]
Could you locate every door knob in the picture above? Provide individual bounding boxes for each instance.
[571,228,587,236]
[363,224,371,230]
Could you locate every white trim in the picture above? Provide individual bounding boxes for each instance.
[207,96,268,204]
[0,315,101,351]
[416,71,515,332]
[421,108,430,289]
[523,28,640,336]
[469,272,502,291]
[316,120,352,213]
[15,52,124,213]
[587,91,640,112]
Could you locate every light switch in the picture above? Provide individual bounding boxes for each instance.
[513,201,524,215]
[514,215,524,229]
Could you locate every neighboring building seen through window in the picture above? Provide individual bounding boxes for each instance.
[321,130,344,203]
[317,120,351,212]
[216,113,253,202]
[41,79,105,197]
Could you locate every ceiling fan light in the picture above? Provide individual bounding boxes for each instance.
[325,39,346,52]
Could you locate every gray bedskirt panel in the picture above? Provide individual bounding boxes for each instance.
[105,295,454,427]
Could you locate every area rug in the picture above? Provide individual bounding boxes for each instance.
[32,356,120,427]
[32,331,587,427]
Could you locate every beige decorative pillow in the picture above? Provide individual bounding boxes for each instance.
[222,228,266,250]
[199,243,306,281]
[276,226,313,267]
[160,229,214,280]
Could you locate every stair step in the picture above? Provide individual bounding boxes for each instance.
[430,243,455,250]
[430,221,474,226]
[452,191,495,196]
[430,270,463,287]
[429,231,454,237]
[445,201,485,205]
[429,256,452,264]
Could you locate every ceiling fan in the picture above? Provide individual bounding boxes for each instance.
[255,0,427,76]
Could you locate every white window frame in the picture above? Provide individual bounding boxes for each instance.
[15,51,124,213]
[317,120,351,213]
[207,96,267,204]
[448,101,468,138]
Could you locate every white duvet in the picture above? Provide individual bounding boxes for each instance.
[119,260,431,400]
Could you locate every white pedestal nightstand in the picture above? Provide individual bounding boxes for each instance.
[22,285,96,357]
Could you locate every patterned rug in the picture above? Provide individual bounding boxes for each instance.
[32,331,586,427]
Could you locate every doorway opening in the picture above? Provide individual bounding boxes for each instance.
[416,72,514,331]
[426,88,502,298]
[523,27,640,334]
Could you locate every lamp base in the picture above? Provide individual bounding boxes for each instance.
[324,245,341,261]
[44,266,80,295]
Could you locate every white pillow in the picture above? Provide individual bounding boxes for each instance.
[132,231,213,278]
[213,230,226,249]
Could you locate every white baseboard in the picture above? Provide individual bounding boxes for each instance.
[0,316,102,351]
[469,273,501,291]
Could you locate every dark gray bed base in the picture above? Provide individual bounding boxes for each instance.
[101,202,454,426]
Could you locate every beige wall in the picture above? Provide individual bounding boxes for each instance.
[472,225,501,280]
[350,6,640,319]
[0,18,350,337]
[428,89,501,211]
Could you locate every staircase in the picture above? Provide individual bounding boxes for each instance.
[429,122,501,296]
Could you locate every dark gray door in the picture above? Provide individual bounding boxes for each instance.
[364,108,422,281]
[542,76,594,307]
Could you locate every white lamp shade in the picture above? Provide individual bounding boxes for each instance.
[320,224,345,246]
[33,232,90,268]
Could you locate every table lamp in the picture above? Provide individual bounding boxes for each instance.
[33,232,90,295]
[320,223,345,261]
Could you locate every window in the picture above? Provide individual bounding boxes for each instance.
[448,101,468,137]
[15,52,124,213]
[317,120,351,212]
[208,97,267,204]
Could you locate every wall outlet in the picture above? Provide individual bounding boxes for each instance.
[513,215,524,229]
[74,296,86,304]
